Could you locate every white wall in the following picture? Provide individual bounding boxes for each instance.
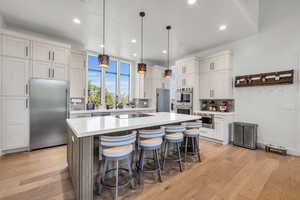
[189,0,300,155]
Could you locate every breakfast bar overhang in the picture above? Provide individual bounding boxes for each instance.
[66,112,201,200]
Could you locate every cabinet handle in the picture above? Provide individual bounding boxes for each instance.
[211,89,214,97]
[52,69,55,78]
[25,47,29,57]
[26,84,29,95]
[49,51,51,60]
[210,62,215,70]
[26,99,29,109]
[53,52,55,61]
[48,68,51,78]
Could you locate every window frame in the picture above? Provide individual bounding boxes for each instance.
[86,51,134,107]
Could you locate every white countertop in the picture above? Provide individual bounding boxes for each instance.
[70,107,156,115]
[193,110,235,116]
[67,112,201,138]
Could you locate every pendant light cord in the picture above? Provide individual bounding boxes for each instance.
[141,15,144,63]
[168,27,170,69]
[102,0,106,55]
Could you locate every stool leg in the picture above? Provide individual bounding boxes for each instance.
[155,149,163,182]
[162,142,169,170]
[139,149,145,185]
[192,137,195,155]
[184,137,188,162]
[98,159,105,195]
[196,136,202,162]
[101,159,108,189]
[127,156,135,189]
[115,160,119,200]
[176,142,183,172]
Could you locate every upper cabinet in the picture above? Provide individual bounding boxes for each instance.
[2,35,31,59]
[32,41,70,80]
[1,57,29,97]
[199,50,233,100]
[33,41,69,65]
[199,50,232,73]
[69,51,86,98]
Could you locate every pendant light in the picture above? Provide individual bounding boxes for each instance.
[98,0,109,68]
[137,11,147,74]
[164,25,172,78]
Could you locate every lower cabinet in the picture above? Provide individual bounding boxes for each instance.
[2,97,29,150]
[214,117,225,140]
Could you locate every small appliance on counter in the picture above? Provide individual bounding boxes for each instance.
[70,98,85,111]
[132,98,150,108]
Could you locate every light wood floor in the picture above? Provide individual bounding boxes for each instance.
[1,140,300,200]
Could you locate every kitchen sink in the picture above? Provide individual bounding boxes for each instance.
[114,113,153,119]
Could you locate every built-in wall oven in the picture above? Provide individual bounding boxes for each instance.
[176,106,193,115]
[176,88,193,115]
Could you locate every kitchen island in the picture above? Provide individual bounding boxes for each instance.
[66,112,201,200]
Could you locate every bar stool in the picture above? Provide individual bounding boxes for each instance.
[98,132,136,200]
[162,125,185,172]
[182,122,202,162]
[137,129,164,185]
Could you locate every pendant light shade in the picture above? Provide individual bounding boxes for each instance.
[98,0,110,68]
[164,25,172,78]
[137,11,147,74]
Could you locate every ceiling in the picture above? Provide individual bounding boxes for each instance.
[0,0,259,65]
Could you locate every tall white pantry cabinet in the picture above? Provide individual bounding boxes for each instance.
[0,29,72,155]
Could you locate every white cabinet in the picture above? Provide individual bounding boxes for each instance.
[199,51,232,73]
[2,97,29,150]
[32,41,69,80]
[199,50,233,100]
[33,41,52,62]
[32,61,52,79]
[214,117,225,140]
[69,51,86,98]
[0,34,3,55]
[2,35,30,59]
[1,57,29,97]
[53,63,67,80]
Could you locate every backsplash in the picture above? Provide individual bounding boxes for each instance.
[200,99,235,112]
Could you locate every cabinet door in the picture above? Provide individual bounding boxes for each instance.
[70,68,85,98]
[53,63,67,80]
[32,61,52,79]
[3,35,30,59]
[215,117,225,140]
[2,97,29,150]
[2,57,29,97]
[199,73,211,99]
[70,52,86,69]
[33,41,52,62]
[211,71,233,99]
[53,46,69,65]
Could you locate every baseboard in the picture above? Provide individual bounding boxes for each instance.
[257,142,300,157]
[1,147,29,155]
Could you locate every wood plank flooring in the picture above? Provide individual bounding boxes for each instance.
[0,140,300,200]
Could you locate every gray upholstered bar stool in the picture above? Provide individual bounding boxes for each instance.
[182,122,202,162]
[162,125,186,172]
[98,132,136,200]
[137,129,164,185]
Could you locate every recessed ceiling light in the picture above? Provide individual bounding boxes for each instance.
[187,0,197,5]
[73,18,81,24]
[219,25,227,31]
[133,53,137,57]
[131,39,137,43]
[162,50,167,54]
[100,44,104,48]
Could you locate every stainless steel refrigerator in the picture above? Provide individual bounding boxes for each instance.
[156,88,170,112]
[30,79,69,150]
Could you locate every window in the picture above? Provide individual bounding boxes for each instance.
[88,55,102,106]
[87,54,132,108]
[120,62,131,105]
[105,60,117,106]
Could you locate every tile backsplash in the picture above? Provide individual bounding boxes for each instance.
[200,99,235,112]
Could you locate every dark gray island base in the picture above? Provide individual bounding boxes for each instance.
[66,113,201,200]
